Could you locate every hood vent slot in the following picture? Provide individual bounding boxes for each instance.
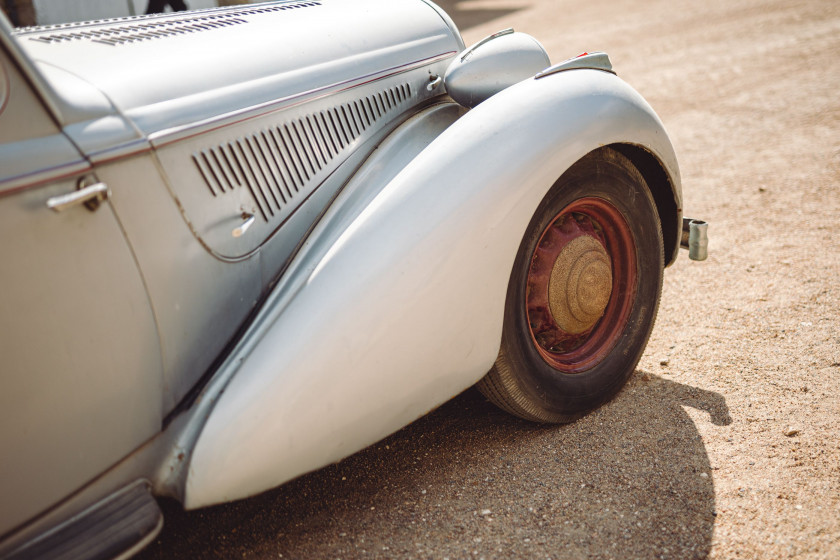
[193,83,412,222]
[24,2,322,46]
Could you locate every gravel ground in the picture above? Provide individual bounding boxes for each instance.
[137,0,840,558]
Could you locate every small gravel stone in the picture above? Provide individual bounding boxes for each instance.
[784,428,800,437]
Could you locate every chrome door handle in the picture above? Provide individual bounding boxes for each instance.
[47,182,109,212]
[232,213,256,238]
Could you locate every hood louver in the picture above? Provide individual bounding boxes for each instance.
[24,2,322,46]
[193,83,412,222]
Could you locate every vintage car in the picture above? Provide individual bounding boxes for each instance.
[0,0,708,558]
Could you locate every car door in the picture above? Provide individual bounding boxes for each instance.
[0,38,162,536]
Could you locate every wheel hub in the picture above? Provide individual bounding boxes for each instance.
[525,197,637,372]
[548,236,612,334]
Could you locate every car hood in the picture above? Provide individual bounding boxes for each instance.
[15,0,463,138]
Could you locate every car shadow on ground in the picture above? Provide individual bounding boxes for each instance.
[432,0,526,32]
[138,374,731,559]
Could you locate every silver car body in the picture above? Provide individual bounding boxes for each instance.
[0,0,681,557]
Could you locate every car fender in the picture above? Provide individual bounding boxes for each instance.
[183,68,681,508]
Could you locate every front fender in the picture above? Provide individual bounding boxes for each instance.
[183,69,680,508]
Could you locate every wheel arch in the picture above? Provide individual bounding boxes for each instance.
[611,143,682,267]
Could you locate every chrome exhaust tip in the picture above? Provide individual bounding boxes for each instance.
[680,218,708,261]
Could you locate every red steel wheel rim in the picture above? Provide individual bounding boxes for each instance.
[525,197,637,373]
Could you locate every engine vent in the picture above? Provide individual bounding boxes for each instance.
[193,83,413,221]
[25,2,321,46]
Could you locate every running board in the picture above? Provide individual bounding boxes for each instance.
[5,481,162,560]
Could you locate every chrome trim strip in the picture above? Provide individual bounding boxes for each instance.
[460,28,513,61]
[0,60,9,116]
[85,138,153,166]
[148,51,457,148]
[0,159,90,197]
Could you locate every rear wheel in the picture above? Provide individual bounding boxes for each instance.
[477,147,663,423]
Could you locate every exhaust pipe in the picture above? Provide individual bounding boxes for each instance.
[680,218,708,261]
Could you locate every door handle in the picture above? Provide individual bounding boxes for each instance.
[232,212,256,238]
[47,182,110,212]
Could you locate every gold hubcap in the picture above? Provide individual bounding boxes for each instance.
[547,236,612,334]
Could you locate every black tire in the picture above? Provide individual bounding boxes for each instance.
[477,147,663,423]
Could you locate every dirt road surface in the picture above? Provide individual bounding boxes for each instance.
[137,0,840,558]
